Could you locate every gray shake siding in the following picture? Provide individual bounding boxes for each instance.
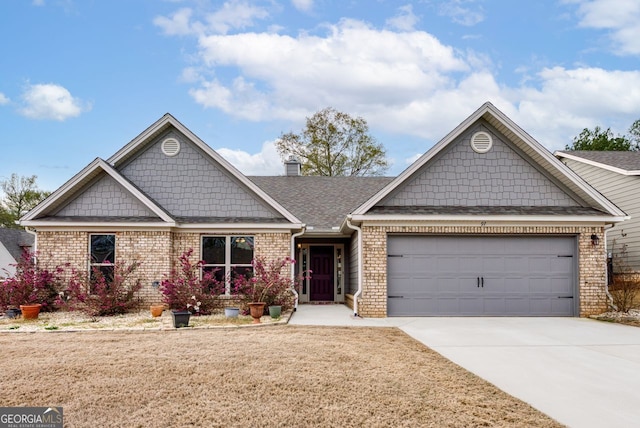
[562,158,640,270]
[382,123,579,207]
[119,131,281,219]
[56,174,156,217]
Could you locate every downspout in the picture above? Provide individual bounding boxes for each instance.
[291,225,306,311]
[345,215,362,317]
[603,224,616,310]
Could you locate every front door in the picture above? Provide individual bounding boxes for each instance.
[310,246,334,301]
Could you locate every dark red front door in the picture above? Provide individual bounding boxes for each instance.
[310,246,334,301]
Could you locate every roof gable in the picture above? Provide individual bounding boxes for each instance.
[108,114,300,224]
[56,173,157,217]
[354,102,626,219]
[21,158,174,225]
[21,114,302,227]
[380,120,579,208]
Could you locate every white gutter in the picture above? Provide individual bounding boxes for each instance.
[290,225,306,311]
[345,215,362,317]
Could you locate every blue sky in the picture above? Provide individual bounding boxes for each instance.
[1,0,640,192]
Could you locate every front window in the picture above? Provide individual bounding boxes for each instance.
[90,234,115,284]
[202,236,254,293]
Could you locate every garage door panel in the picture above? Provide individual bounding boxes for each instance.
[387,236,576,317]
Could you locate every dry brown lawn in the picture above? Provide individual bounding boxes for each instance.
[0,326,562,427]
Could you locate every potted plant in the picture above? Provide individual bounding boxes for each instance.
[171,308,191,328]
[150,304,164,317]
[233,256,303,324]
[268,305,282,319]
[224,307,240,318]
[160,249,225,327]
[0,250,64,320]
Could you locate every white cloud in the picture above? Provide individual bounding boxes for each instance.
[291,0,313,13]
[154,8,198,36]
[570,0,640,55]
[19,83,90,121]
[438,0,485,27]
[191,19,471,127]
[405,153,422,165]
[385,4,419,31]
[155,1,269,36]
[217,140,284,175]
[157,4,640,163]
[0,93,9,105]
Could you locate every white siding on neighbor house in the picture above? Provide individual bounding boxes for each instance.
[0,245,17,279]
[563,158,640,270]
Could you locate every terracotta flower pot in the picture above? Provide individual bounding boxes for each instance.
[150,305,164,317]
[248,302,266,324]
[20,303,42,320]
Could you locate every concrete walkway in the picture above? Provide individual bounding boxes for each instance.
[290,304,640,428]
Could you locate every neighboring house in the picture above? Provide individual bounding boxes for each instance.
[0,228,34,279]
[555,150,640,271]
[20,103,626,317]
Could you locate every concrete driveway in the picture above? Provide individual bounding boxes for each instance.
[290,305,640,428]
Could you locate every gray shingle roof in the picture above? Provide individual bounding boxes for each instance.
[248,176,394,230]
[0,228,34,261]
[559,151,640,171]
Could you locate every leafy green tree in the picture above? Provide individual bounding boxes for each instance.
[0,174,50,229]
[276,107,389,176]
[566,124,640,151]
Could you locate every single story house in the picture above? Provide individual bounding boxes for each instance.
[0,228,34,279]
[20,102,626,317]
[555,150,640,271]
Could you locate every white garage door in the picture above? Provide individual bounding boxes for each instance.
[387,236,576,316]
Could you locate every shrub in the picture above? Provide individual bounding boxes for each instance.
[58,261,143,316]
[232,256,307,311]
[160,249,225,314]
[0,250,65,311]
[609,241,640,313]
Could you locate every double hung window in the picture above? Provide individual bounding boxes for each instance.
[89,234,116,286]
[202,236,254,293]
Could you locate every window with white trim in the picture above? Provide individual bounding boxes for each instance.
[202,236,254,293]
[90,234,116,284]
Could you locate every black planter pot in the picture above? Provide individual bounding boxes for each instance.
[171,310,191,328]
[5,308,21,319]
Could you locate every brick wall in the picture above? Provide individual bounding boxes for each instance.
[357,225,607,318]
[37,229,292,307]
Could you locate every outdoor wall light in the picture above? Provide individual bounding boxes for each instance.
[590,234,600,246]
[152,281,160,288]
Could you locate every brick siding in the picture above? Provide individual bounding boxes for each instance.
[357,225,607,318]
[37,230,291,307]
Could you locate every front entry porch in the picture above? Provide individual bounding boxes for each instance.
[296,243,345,304]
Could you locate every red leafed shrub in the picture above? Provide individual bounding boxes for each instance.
[57,261,143,316]
[232,256,308,311]
[159,249,225,314]
[0,250,65,311]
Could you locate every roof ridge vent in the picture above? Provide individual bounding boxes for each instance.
[470,131,493,153]
[161,137,180,157]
